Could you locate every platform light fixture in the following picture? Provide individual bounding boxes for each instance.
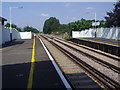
[9,6,23,41]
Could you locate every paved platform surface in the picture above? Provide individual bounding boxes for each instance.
[81,38,120,46]
[2,38,65,88]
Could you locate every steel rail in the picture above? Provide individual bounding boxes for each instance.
[40,34,120,89]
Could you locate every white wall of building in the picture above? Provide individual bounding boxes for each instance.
[0,25,2,45]
[19,32,32,39]
[2,27,10,44]
[72,31,81,38]
[72,27,120,40]
[0,25,32,45]
[12,28,21,40]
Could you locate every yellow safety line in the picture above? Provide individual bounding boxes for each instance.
[27,37,36,89]
[31,37,36,62]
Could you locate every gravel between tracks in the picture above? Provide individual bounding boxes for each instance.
[41,36,83,73]
[40,36,102,88]
[55,38,119,68]
[51,39,120,84]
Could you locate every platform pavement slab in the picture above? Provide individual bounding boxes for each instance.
[2,38,66,88]
[2,39,32,65]
[32,38,65,88]
[2,39,32,88]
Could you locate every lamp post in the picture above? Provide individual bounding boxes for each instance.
[86,12,97,38]
[94,12,97,38]
[90,12,97,38]
[9,6,23,41]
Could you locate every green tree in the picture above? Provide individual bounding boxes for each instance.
[16,27,22,32]
[42,17,106,36]
[59,24,69,33]
[5,23,22,32]
[68,18,92,31]
[105,1,120,27]
[5,23,17,28]
[5,23,10,28]
[23,26,39,33]
[98,20,106,28]
[11,24,17,29]
[43,17,60,34]
[79,18,92,30]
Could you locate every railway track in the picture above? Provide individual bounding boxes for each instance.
[38,35,101,89]
[39,34,120,89]
[52,37,120,73]
[49,35,119,62]
[45,35,120,71]
[57,37,119,61]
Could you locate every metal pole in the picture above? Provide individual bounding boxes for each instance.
[94,12,97,38]
[9,6,23,41]
[9,7,12,41]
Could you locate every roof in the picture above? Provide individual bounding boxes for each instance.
[0,17,7,22]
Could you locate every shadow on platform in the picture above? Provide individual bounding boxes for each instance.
[2,40,24,48]
[2,60,65,88]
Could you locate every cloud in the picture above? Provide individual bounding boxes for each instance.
[71,17,77,20]
[40,13,49,17]
[66,16,69,19]
[65,3,71,7]
[86,7,94,10]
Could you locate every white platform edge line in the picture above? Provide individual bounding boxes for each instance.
[38,37,72,89]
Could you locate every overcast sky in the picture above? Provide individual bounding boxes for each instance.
[2,2,116,31]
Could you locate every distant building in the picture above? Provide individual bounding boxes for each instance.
[0,17,7,25]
